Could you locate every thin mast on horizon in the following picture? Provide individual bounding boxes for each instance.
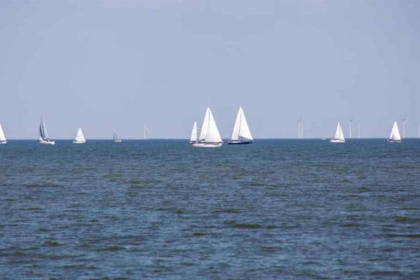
[143,125,150,140]
[297,115,303,139]
[349,119,353,139]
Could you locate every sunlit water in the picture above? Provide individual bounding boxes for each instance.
[1,139,419,279]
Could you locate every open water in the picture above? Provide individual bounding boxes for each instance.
[0,139,419,279]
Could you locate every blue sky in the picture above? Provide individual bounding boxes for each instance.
[0,0,419,139]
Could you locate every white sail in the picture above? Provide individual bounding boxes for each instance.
[199,108,210,141]
[331,122,345,142]
[74,128,86,143]
[113,130,122,142]
[202,108,222,143]
[190,121,197,142]
[0,123,6,143]
[389,121,401,141]
[39,118,49,140]
[231,107,253,141]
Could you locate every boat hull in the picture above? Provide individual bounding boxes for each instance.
[388,139,401,143]
[39,140,55,145]
[0,141,6,144]
[330,139,345,143]
[113,140,122,143]
[228,140,253,145]
[191,142,222,148]
[73,141,86,144]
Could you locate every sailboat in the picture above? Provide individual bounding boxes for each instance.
[39,118,55,145]
[388,121,401,143]
[73,128,86,144]
[0,122,6,144]
[228,107,253,145]
[113,130,122,143]
[192,107,223,148]
[190,121,198,144]
[330,122,345,143]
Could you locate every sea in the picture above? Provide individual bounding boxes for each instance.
[1,139,419,279]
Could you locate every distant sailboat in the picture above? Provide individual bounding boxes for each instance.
[190,121,198,144]
[113,130,122,143]
[192,107,223,148]
[39,118,55,145]
[73,128,86,144]
[0,122,6,144]
[388,121,401,143]
[228,107,253,145]
[330,122,345,143]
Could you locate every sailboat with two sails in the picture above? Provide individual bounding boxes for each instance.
[228,107,253,145]
[388,121,401,143]
[0,122,7,144]
[39,118,55,145]
[190,107,223,148]
[330,122,345,143]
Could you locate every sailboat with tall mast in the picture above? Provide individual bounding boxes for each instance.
[228,107,253,145]
[39,117,55,145]
[330,121,345,143]
[388,121,401,143]
[113,130,122,143]
[0,122,7,144]
[191,107,223,148]
[73,128,86,144]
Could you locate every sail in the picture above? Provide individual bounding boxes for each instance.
[334,122,345,141]
[39,118,49,140]
[199,108,210,141]
[199,107,222,143]
[0,123,6,142]
[75,128,86,142]
[231,107,253,141]
[389,121,401,141]
[113,130,119,140]
[190,121,197,142]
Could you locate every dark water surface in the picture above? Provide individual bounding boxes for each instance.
[1,139,420,279]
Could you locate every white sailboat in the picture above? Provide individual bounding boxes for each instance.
[192,107,223,148]
[330,122,345,143]
[228,107,253,145]
[388,121,401,143]
[39,118,55,145]
[73,128,86,144]
[113,130,122,143]
[0,122,7,144]
[190,121,198,144]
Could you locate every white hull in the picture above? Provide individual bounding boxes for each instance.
[388,139,401,143]
[192,142,222,148]
[39,140,55,145]
[113,139,122,143]
[330,139,345,143]
[73,140,86,144]
[0,141,6,144]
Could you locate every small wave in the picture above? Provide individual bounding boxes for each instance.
[193,232,208,236]
[25,183,61,188]
[385,234,420,238]
[394,216,420,223]
[96,245,124,252]
[44,240,60,247]
[157,207,184,214]
[213,208,239,214]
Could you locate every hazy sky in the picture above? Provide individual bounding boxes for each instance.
[1,0,420,139]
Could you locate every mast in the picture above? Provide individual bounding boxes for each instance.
[349,119,353,139]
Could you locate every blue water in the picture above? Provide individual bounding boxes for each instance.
[1,139,420,279]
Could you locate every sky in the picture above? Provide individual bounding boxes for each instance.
[0,0,420,139]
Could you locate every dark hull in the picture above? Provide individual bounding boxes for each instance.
[228,140,253,145]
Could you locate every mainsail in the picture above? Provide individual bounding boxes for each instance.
[190,121,197,143]
[389,121,401,141]
[0,123,6,143]
[75,128,86,143]
[199,107,222,143]
[231,107,253,141]
[333,122,345,141]
[39,118,49,141]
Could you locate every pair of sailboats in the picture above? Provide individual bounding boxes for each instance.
[38,118,86,144]
[190,107,253,148]
[329,121,402,143]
